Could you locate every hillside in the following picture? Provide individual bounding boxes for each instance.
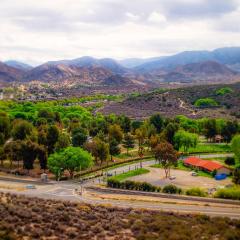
[160,61,237,83]
[4,60,33,71]
[0,193,239,240]
[100,82,240,119]
[136,47,240,72]
[0,62,24,83]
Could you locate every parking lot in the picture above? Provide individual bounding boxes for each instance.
[129,167,231,190]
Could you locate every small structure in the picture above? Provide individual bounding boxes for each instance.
[41,173,48,182]
[184,157,231,175]
[214,135,224,143]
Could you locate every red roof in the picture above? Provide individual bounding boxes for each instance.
[184,157,224,172]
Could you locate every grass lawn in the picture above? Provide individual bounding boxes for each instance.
[180,143,231,154]
[150,161,213,178]
[109,168,150,182]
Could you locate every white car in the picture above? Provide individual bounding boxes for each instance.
[169,176,176,180]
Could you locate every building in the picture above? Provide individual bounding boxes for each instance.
[184,157,231,175]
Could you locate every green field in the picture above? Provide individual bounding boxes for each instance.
[109,168,150,182]
[180,143,231,153]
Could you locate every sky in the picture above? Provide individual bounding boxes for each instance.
[1,0,240,65]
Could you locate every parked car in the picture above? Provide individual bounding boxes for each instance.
[25,185,36,189]
[191,171,198,176]
[169,176,176,180]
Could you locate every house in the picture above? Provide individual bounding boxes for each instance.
[184,157,231,175]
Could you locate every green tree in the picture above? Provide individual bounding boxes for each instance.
[72,131,87,147]
[233,167,240,185]
[122,133,135,154]
[55,132,71,151]
[164,122,179,144]
[109,139,120,161]
[12,120,34,140]
[150,114,164,133]
[3,140,23,167]
[95,138,109,165]
[204,119,217,142]
[0,114,10,143]
[37,145,48,171]
[174,130,198,152]
[46,125,59,154]
[48,147,93,179]
[21,141,39,172]
[222,121,238,143]
[154,142,178,178]
[231,135,240,164]
[108,124,123,143]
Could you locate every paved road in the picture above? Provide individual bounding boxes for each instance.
[0,153,238,218]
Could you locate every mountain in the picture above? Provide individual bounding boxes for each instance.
[4,60,33,71]
[47,56,128,75]
[22,62,135,86]
[161,61,238,83]
[135,47,240,72]
[118,57,166,68]
[0,62,24,83]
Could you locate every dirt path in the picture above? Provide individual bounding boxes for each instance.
[178,98,196,116]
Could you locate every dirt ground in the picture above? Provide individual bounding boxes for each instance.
[129,167,231,190]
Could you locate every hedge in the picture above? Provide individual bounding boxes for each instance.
[107,179,161,192]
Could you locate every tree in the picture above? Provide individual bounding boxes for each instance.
[150,114,164,133]
[119,115,131,133]
[204,119,217,142]
[21,141,39,172]
[122,133,135,154]
[37,145,48,171]
[164,122,179,144]
[95,138,109,165]
[12,120,33,140]
[109,139,121,161]
[72,132,87,147]
[48,147,93,179]
[46,125,59,154]
[0,146,6,166]
[222,121,238,143]
[0,114,10,143]
[55,132,71,151]
[135,128,146,151]
[3,140,23,167]
[154,142,178,178]
[233,167,240,185]
[231,135,240,164]
[108,124,123,143]
[148,135,160,151]
[174,130,198,152]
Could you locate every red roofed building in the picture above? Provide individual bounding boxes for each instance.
[184,157,231,175]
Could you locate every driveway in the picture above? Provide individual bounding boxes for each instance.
[129,167,231,190]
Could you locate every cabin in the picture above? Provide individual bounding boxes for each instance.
[184,157,231,175]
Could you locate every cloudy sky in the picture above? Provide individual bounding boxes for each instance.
[1,0,240,65]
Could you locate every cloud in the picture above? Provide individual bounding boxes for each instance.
[148,12,167,24]
[0,0,240,64]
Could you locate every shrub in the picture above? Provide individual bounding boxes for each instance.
[107,179,161,192]
[214,187,240,200]
[162,184,182,194]
[185,187,207,197]
[194,98,218,108]
[225,157,235,166]
[216,87,233,96]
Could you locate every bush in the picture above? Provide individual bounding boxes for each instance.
[107,179,161,192]
[224,157,235,166]
[185,187,207,197]
[162,184,182,194]
[194,98,218,108]
[214,187,240,200]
